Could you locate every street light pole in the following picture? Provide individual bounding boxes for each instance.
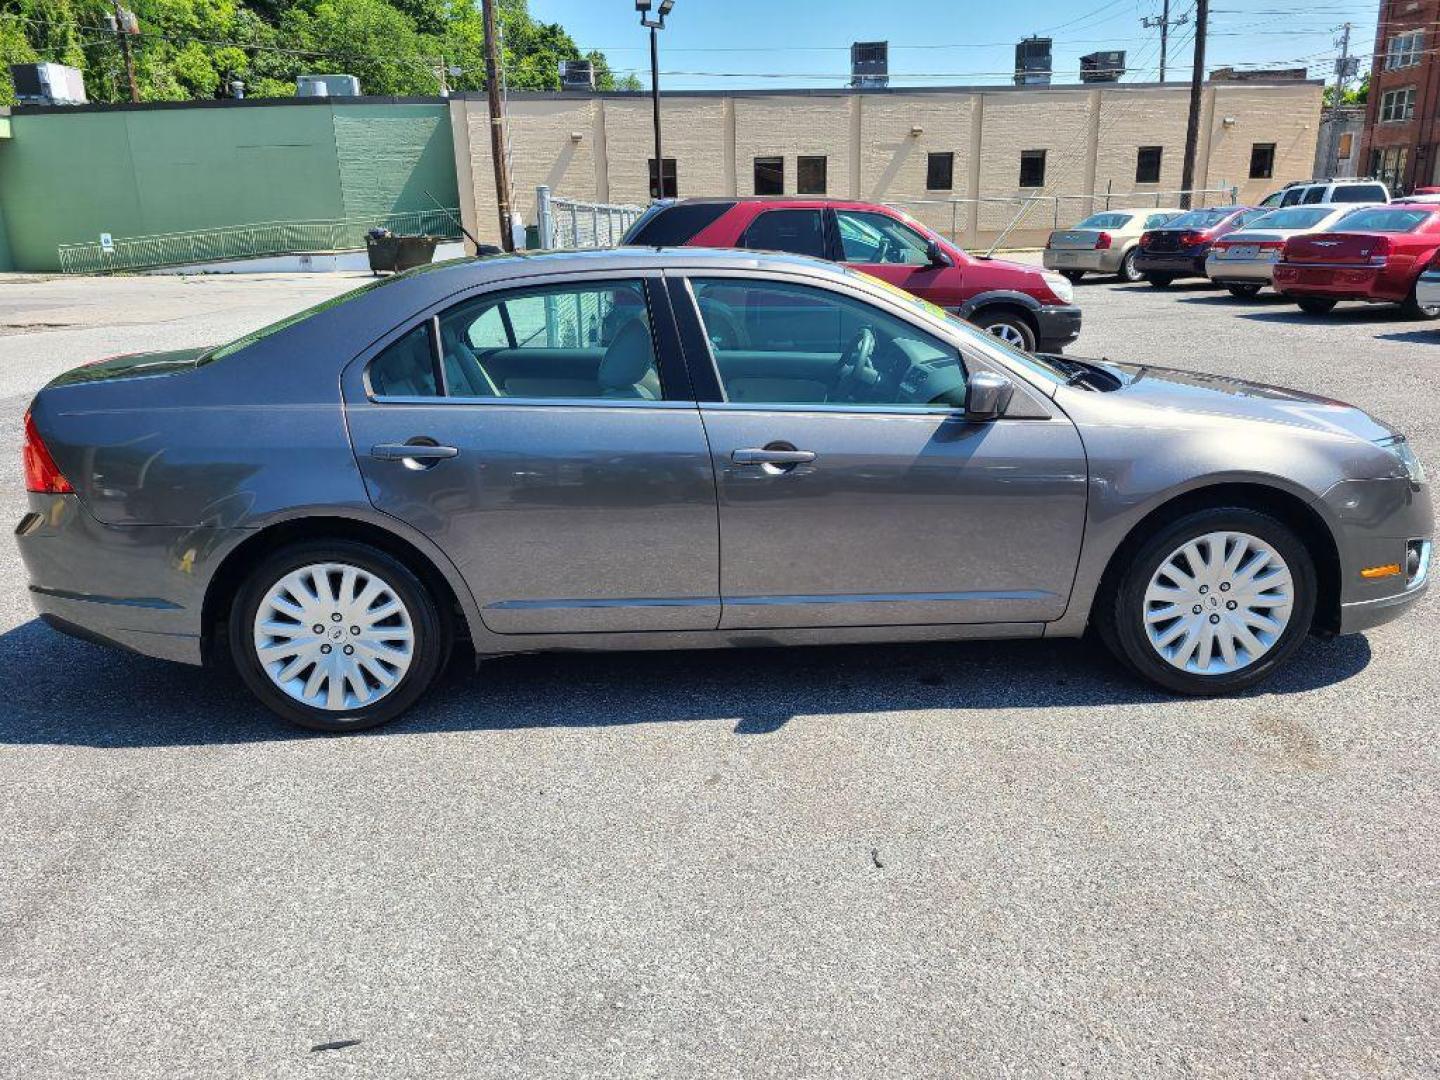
[637,0,675,199]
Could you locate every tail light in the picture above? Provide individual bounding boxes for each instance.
[1139,231,1155,249]
[1094,231,1112,250]
[1256,240,1284,250]
[1211,242,1231,253]
[1368,236,1393,265]
[1178,231,1207,247]
[22,412,73,494]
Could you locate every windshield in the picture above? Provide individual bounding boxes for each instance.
[1247,207,1336,230]
[1333,207,1433,232]
[1075,213,1132,229]
[1164,208,1234,230]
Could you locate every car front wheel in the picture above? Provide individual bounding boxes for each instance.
[230,540,447,732]
[1097,508,1316,695]
[1145,273,1174,288]
[971,309,1037,351]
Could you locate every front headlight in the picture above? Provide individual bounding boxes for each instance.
[1043,273,1074,305]
[1380,435,1427,485]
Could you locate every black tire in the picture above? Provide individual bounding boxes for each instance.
[1095,507,1317,696]
[1226,283,1263,298]
[229,540,448,733]
[1118,248,1144,283]
[1400,277,1440,320]
[1145,273,1174,288]
[970,308,1037,352]
[1296,297,1337,315]
[1060,269,1085,283]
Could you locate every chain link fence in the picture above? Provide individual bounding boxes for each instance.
[57,208,464,275]
[535,185,645,250]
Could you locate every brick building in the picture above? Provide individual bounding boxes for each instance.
[1359,0,1440,192]
[451,79,1323,250]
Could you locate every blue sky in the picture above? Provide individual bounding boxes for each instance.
[532,0,1381,92]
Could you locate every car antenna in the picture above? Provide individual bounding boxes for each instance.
[422,189,482,252]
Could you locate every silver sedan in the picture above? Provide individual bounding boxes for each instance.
[15,249,1433,731]
[1205,204,1377,296]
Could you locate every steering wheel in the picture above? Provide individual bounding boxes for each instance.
[697,298,747,350]
[831,328,879,403]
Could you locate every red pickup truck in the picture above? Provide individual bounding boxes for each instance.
[622,198,1082,353]
[1272,202,1440,319]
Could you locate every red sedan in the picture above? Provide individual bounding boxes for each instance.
[1273,203,1440,319]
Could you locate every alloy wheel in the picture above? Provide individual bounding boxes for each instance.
[986,322,1028,347]
[1142,531,1294,675]
[252,562,416,711]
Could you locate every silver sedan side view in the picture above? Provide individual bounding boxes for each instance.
[16,249,1433,732]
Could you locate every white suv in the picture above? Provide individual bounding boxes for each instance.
[1260,179,1390,208]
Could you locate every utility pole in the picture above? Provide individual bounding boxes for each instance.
[481,0,514,251]
[1327,23,1353,176]
[1179,0,1208,208]
[1141,0,1189,84]
[112,0,139,103]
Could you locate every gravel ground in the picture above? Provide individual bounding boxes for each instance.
[0,266,1437,1079]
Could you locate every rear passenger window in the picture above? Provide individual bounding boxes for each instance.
[1334,184,1387,203]
[1302,186,1326,204]
[368,323,439,398]
[1281,187,1307,207]
[740,210,828,259]
[431,279,661,400]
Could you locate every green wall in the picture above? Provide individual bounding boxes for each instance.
[0,100,458,272]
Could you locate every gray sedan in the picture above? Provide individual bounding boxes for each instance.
[16,249,1433,731]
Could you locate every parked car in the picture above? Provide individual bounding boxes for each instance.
[17,249,1432,731]
[1205,204,1376,297]
[1417,264,1440,311]
[1259,178,1390,208]
[1043,208,1184,282]
[1134,206,1269,286]
[1272,203,1440,318]
[623,198,1080,353]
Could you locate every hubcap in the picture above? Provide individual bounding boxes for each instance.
[1142,531,1294,675]
[253,562,415,712]
[987,322,1027,347]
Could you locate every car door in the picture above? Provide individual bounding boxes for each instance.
[342,271,721,635]
[668,271,1088,630]
[832,208,962,306]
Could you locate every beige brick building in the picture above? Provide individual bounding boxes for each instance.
[451,80,1323,250]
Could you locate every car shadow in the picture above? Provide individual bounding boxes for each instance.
[1376,328,1440,344]
[1175,292,1291,307]
[1112,280,1219,294]
[0,617,1373,747]
[1240,307,1414,327]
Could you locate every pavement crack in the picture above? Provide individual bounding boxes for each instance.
[310,1039,362,1053]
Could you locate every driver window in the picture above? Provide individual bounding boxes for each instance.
[688,277,966,408]
[835,210,932,265]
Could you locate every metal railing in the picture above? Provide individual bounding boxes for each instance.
[882,185,1240,253]
[535,185,645,250]
[56,207,464,274]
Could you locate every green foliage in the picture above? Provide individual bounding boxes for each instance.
[1324,72,1369,108]
[0,0,634,102]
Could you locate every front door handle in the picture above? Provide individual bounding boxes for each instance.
[370,442,459,462]
[731,447,816,466]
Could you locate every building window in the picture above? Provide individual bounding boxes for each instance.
[1337,132,1354,160]
[1019,149,1046,188]
[1371,146,1410,191]
[926,152,955,190]
[1135,145,1162,184]
[1386,30,1423,70]
[1249,143,1276,179]
[648,158,677,199]
[797,155,827,195]
[754,156,784,195]
[1380,87,1416,123]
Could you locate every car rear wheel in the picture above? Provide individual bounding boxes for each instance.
[971,308,1037,352]
[1096,508,1316,696]
[1400,278,1440,320]
[1060,269,1085,283]
[1145,273,1174,288]
[1226,283,1263,298]
[230,540,447,732]
[1296,298,1337,315]
[1118,248,1143,283]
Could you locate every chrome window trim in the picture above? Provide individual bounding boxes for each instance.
[368,393,696,410]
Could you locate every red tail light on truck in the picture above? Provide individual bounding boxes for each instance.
[23,412,73,494]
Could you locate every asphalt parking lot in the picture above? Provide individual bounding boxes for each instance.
[1,265,1438,1079]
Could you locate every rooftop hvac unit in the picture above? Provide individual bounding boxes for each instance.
[295,74,361,97]
[1014,36,1052,86]
[560,59,595,91]
[1080,50,1126,83]
[9,63,88,106]
[850,41,889,88]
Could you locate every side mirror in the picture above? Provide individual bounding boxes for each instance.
[964,371,1015,421]
[926,239,952,268]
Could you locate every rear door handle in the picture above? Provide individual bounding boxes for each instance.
[370,443,459,462]
[731,448,816,465]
